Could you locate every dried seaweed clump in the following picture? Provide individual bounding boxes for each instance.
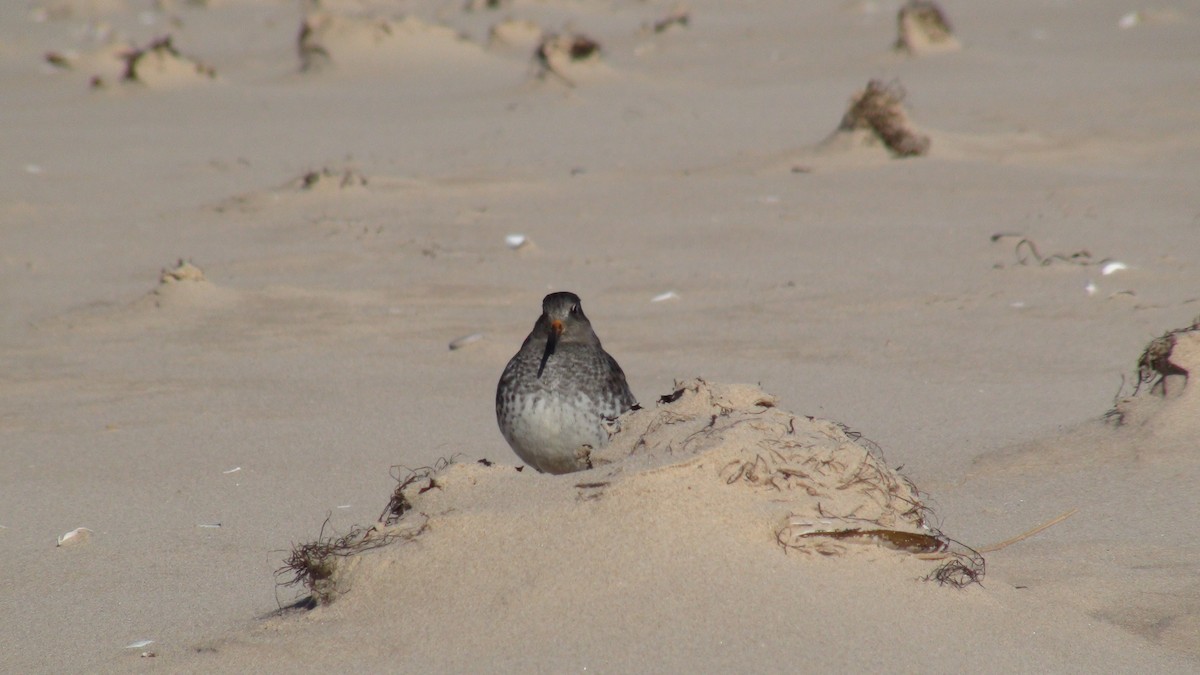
[1135,318,1199,396]
[925,548,986,588]
[895,0,960,55]
[276,461,454,606]
[291,166,369,192]
[297,14,334,72]
[837,79,930,157]
[276,520,408,605]
[1104,316,1200,426]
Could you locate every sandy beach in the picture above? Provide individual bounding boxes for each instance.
[2,0,1199,671]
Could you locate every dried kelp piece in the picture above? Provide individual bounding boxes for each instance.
[464,0,508,10]
[895,0,960,55]
[297,15,332,72]
[776,520,945,555]
[651,4,690,34]
[837,79,930,157]
[990,234,1136,296]
[45,51,73,69]
[989,233,1103,268]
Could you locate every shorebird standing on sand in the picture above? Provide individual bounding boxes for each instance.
[496,292,637,474]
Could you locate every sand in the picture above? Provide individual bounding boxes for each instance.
[2,0,1199,672]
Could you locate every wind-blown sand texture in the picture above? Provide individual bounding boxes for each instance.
[2,0,1199,672]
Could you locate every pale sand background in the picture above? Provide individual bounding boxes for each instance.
[2,0,1199,672]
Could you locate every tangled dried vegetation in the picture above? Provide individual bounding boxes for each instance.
[275,461,449,605]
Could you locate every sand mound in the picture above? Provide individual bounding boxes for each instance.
[486,18,544,53]
[137,259,235,311]
[120,36,216,87]
[982,316,1200,472]
[297,13,487,73]
[279,380,980,616]
[1107,317,1200,444]
[533,31,611,86]
[590,380,931,545]
[50,35,217,89]
[894,0,960,56]
[30,0,127,21]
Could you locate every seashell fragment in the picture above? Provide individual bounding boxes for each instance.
[57,527,93,547]
[448,332,485,351]
[125,640,154,649]
[651,291,679,302]
[1100,261,1128,276]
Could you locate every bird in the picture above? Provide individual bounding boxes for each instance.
[496,292,637,474]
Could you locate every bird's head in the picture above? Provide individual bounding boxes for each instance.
[540,291,593,345]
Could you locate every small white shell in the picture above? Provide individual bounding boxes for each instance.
[505,234,527,249]
[222,466,241,474]
[1085,280,1097,296]
[1100,261,1128,276]
[197,523,222,529]
[651,291,679,302]
[57,527,93,546]
[125,640,155,649]
[448,332,485,351]
[1118,11,1140,29]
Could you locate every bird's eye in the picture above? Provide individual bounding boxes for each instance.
[570,304,579,314]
